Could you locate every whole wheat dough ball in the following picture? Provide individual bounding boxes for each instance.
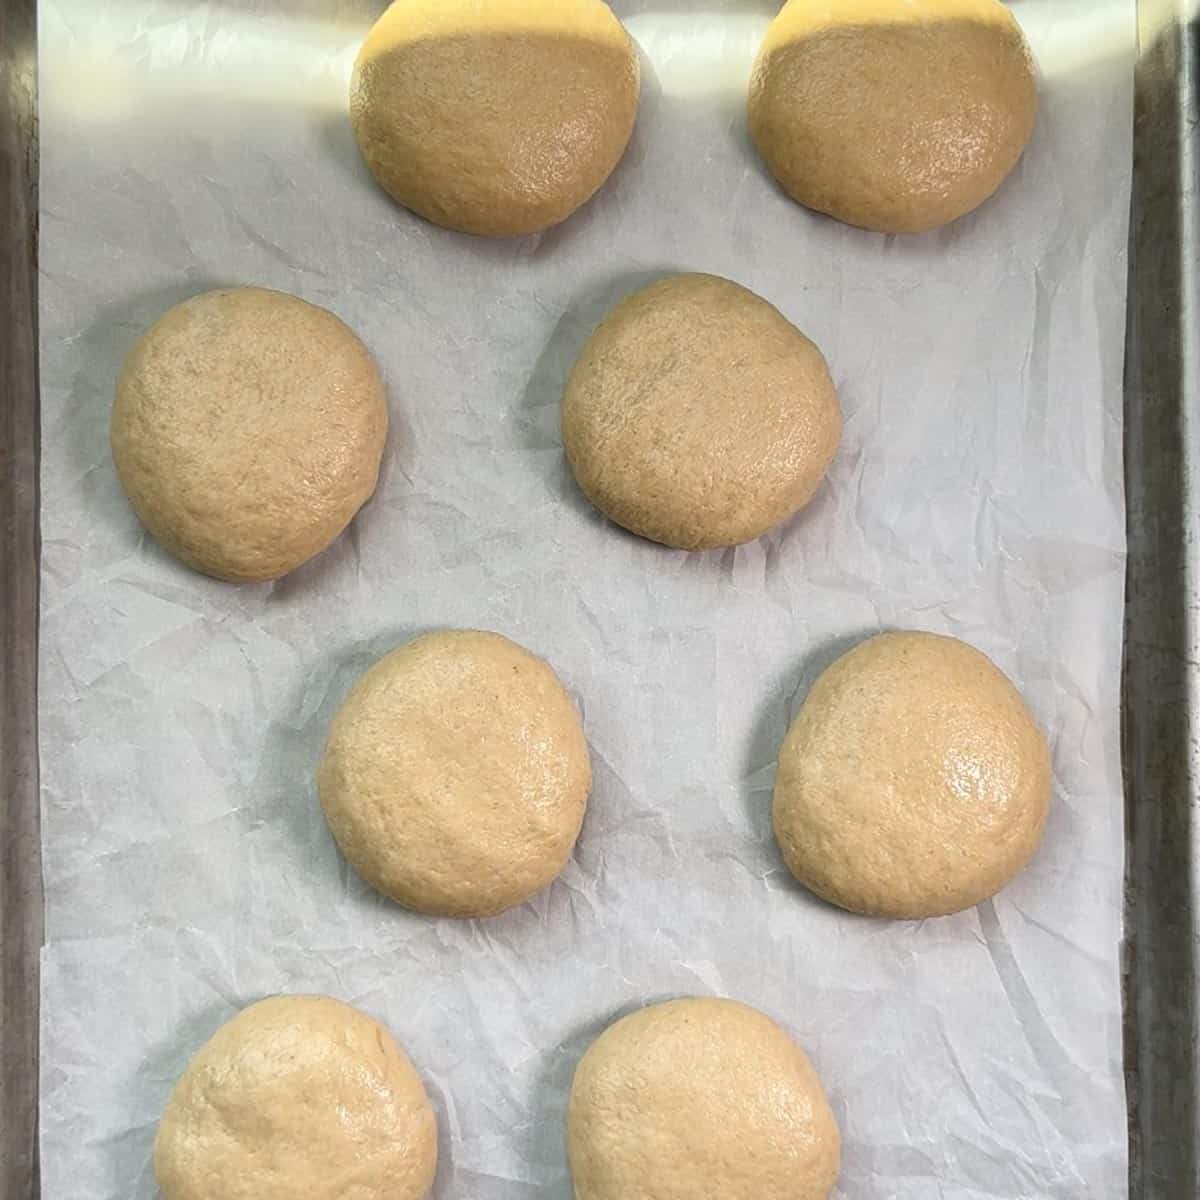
[112,287,387,582]
[350,0,640,237]
[568,997,840,1200]
[748,0,1038,233]
[153,995,437,1200]
[773,631,1052,918]
[318,630,591,917]
[561,273,841,550]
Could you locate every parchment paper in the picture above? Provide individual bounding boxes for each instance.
[36,2,1134,1196]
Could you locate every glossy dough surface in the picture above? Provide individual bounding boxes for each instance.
[562,273,841,550]
[351,0,639,236]
[568,997,841,1200]
[112,287,387,582]
[748,0,1038,233]
[773,631,1052,918]
[318,630,591,917]
[153,995,437,1200]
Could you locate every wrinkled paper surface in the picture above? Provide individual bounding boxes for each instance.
[37,1,1134,1195]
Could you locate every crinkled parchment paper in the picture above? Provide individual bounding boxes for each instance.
[36,1,1134,1195]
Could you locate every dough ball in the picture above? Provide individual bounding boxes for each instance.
[562,273,841,550]
[318,630,591,917]
[748,0,1038,233]
[112,287,387,582]
[568,997,840,1200]
[153,995,437,1200]
[351,0,639,237]
[773,631,1052,918]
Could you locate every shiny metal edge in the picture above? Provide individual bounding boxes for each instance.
[0,0,41,1197]
[1123,3,1200,1197]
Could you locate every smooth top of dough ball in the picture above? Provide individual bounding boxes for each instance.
[773,631,1052,918]
[568,997,840,1200]
[112,287,387,582]
[153,995,437,1200]
[748,0,1038,233]
[351,0,639,237]
[318,629,591,918]
[562,273,841,550]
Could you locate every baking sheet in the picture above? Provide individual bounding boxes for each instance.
[36,1,1134,1196]
[1123,3,1200,1196]
[0,2,41,1198]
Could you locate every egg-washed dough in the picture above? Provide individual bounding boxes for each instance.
[350,0,640,237]
[773,631,1052,918]
[112,287,387,582]
[318,629,591,918]
[568,997,840,1200]
[153,995,437,1200]
[748,0,1038,233]
[562,273,841,550]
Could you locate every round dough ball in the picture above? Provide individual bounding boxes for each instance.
[773,631,1052,918]
[748,0,1038,233]
[112,287,387,582]
[568,997,840,1200]
[318,630,591,917]
[351,0,640,237]
[153,995,437,1200]
[562,273,841,550]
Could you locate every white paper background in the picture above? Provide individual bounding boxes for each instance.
[37,1,1134,1196]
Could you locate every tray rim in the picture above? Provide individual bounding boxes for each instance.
[1122,4,1200,1198]
[0,1,42,1199]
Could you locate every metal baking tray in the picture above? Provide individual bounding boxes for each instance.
[1,0,43,1196]
[1122,4,1200,1197]
[0,1,1193,1197]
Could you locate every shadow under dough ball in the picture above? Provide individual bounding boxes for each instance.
[350,0,640,237]
[318,629,591,918]
[153,996,437,1200]
[568,997,841,1200]
[748,0,1038,233]
[111,287,387,582]
[772,631,1053,918]
[561,273,842,550]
